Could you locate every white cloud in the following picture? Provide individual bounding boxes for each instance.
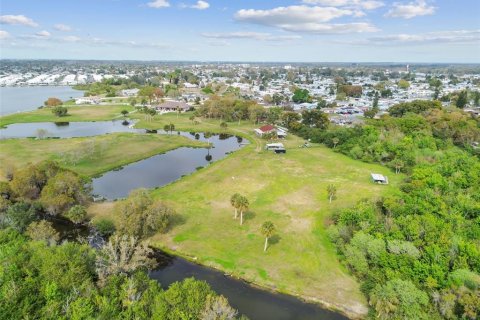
[234,5,379,34]
[62,36,81,42]
[191,1,210,10]
[147,0,170,8]
[0,14,38,27]
[368,30,480,44]
[235,6,353,24]
[0,30,10,39]
[302,0,384,10]
[54,24,72,32]
[23,33,170,49]
[87,37,169,48]
[206,40,230,46]
[201,31,301,41]
[35,30,51,38]
[385,0,436,19]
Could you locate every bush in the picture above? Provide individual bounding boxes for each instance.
[26,220,59,245]
[0,202,36,232]
[64,205,87,224]
[93,218,116,237]
[117,189,174,238]
[52,106,68,117]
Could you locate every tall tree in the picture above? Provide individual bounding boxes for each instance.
[96,234,155,282]
[332,137,339,148]
[230,193,241,219]
[301,109,329,130]
[237,196,249,225]
[44,97,62,107]
[139,86,156,105]
[164,123,175,135]
[327,184,337,203]
[261,221,275,252]
[456,90,468,109]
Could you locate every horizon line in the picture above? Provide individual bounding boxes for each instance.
[1,58,480,65]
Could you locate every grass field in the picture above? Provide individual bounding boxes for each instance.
[2,107,403,317]
[0,133,206,177]
[0,104,134,128]
[89,118,403,318]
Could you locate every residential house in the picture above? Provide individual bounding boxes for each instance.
[155,100,192,113]
[254,124,288,138]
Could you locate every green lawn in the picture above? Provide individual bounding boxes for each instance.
[89,118,403,318]
[0,133,206,177]
[0,104,134,128]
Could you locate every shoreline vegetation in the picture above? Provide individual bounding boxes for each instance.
[0,104,135,128]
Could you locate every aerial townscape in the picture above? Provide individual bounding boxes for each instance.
[0,1,479,320]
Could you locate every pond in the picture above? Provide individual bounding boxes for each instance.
[0,119,142,139]
[92,132,243,199]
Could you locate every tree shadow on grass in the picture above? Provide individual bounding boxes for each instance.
[269,234,281,246]
[244,210,256,222]
[167,213,187,231]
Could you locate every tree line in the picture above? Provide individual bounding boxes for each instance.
[304,100,480,319]
[0,161,244,319]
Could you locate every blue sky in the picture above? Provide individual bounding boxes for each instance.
[1,0,479,62]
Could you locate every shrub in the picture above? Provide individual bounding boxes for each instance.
[93,218,116,237]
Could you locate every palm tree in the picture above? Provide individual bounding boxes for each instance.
[392,159,404,174]
[327,184,337,203]
[164,123,175,135]
[230,193,241,219]
[237,196,249,225]
[369,289,398,320]
[261,221,275,252]
[204,131,213,156]
[332,137,339,148]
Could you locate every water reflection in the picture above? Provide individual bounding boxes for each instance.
[52,219,346,320]
[149,257,348,320]
[92,133,242,199]
[0,120,143,139]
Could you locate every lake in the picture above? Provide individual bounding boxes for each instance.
[0,86,83,115]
